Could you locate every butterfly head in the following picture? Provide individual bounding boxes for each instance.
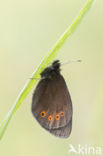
[52,60,60,71]
[41,60,61,78]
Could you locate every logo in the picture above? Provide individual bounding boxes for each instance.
[69,144,103,155]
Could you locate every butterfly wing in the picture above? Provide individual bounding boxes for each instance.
[31,73,73,138]
[48,117,72,138]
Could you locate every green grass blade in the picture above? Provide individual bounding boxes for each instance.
[0,0,95,140]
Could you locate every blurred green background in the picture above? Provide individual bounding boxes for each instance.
[0,0,103,155]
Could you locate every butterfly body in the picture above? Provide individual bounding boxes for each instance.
[32,60,73,138]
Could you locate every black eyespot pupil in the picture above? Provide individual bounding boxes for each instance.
[42,113,44,116]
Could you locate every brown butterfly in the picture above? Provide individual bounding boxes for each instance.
[31,60,73,138]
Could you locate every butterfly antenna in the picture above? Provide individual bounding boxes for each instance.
[29,78,41,80]
[61,60,81,66]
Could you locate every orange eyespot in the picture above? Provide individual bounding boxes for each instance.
[48,115,53,121]
[60,111,64,116]
[55,114,60,120]
[40,111,46,117]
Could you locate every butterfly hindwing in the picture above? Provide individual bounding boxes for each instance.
[32,72,72,137]
[48,117,72,138]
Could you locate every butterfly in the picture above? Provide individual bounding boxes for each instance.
[31,60,73,138]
